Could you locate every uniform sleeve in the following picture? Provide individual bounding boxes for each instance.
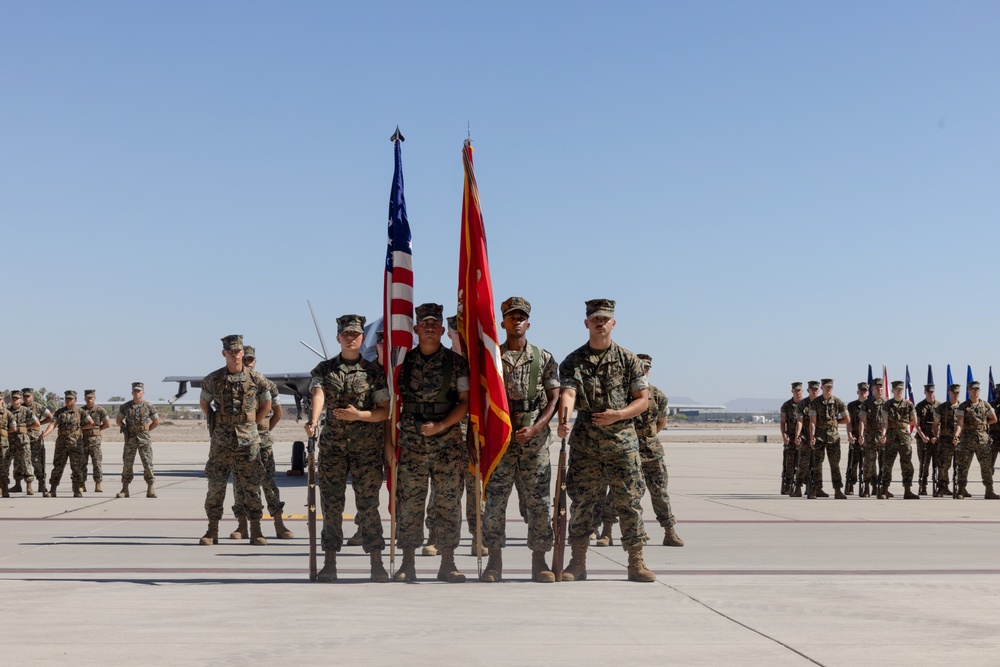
[118,402,128,419]
[655,388,668,419]
[370,365,390,404]
[200,374,215,404]
[148,403,159,421]
[626,352,649,395]
[254,373,271,404]
[453,353,470,393]
[82,411,94,426]
[540,349,560,391]
[269,381,281,406]
[559,354,579,392]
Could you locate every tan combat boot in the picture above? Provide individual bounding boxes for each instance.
[25,481,34,496]
[80,483,87,493]
[44,485,56,498]
[531,550,555,583]
[437,548,466,583]
[146,482,157,498]
[480,548,502,582]
[594,521,614,547]
[346,526,364,546]
[316,550,337,582]
[249,519,267,546]
[199,519,219,545]
[94,481,103,493]
[627,545,657,582]
[393,548,417,582]
[229,517,248,540]
[116,483,129,498]
[663,526,685,547]
[273,515,294,539]
[370,550,389,583]
[562,537,588,582]
[421,529,438,556]
[73,488,82,498]
[877,486,888,500]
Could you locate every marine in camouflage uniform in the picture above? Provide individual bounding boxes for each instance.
[932,384,961,497]
[988,391,1000,470]
[392,303,471,584]
[7,391,39,494]
[15,389,52,494]
[305,316,391,583]
[806,379,848,499]
[953,381,998,499]
[0,399,20,496]
[778,382,804,496]
[792,381,821,497]
[913,384,939,496]
[41,390,93,497]
[115,382,160,498]
[228,346,294,542]
[79,390,110,492]
[879,381,919,500]
[857,379,886,498]
[557,299,654,583]
[844,382,869,495]
[480,297,560,583]
[198,335,271,545]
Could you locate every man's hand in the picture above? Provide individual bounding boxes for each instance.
[420,421,445,437]
[333,405,362,422]
[305,422,316,438]
[515,425,538,444]
[590,410,622,427]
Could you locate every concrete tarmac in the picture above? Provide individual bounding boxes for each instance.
[2,428,999,666]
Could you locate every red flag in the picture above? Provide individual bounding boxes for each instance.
[457,140,511,487]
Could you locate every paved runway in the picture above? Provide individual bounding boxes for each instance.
[3,428,999,665]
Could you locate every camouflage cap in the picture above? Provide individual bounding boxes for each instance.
[949,383,961,392]
[131,382,144,391]
[415,303,443,322]
[637,353,652,364]
[821,378,834,387]
[446,315,458,332]
[969,380,981,389]
[221,334,244,351]
[64,390,77,398]
[242,345,256,359]
[11,390,22,398]
[585,299,615,319]
[501,296,531,317]
[891,380,904,390]
[84,389,96,397]
[21,387,32,395]
[924,384,934,392]
[857,382,869,391]
[337,314,366,335]
[791,382,803,390]
[871,378,884,386]
[807,380,821,390]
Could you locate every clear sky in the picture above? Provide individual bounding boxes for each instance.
[3,1,998,404]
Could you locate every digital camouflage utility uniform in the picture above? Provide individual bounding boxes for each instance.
[482,343,559,552]
[794,396,815,487]
[859,397,886,486]
[881,398,916,489]
[561,341,649,550]
[989,396,1000,469]
[0,405,20,491]
[200,367,270,521]
[395,346,470,551]
[118,399,158,485]
[808,394,847,490]
[779,397,801,491]
[80,403,110,484]
[934,400,960,490]
[16,399,51,488]
[955,399,995,490]
[914,398,939,489]
[310,354,389,553]
[634,383,676,528]
[9,403,37,485]
[48,405,92,492]
[231,377,285,520]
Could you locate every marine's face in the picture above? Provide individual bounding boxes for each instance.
[23,394,33,405]
[808,388,819,398]
[337,331,363,353]
[85,396,96,408]
[502,311,530,337]
[925,390,935,401]
[12,397,21,407]
[132,388,144,401]
[858,389,869,400]
[950,388,961,402]
[892,387,904,400]
[585,316,614,336]
[970,387,981,399]
[873,387,883,399]
[792,388,803,399]
[223,348,245,365]
[65,397,76,408]
[415,319,444,343]
[822,386,833,398]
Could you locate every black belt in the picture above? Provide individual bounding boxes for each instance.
[507,398,540,413]
[402,402,451,418]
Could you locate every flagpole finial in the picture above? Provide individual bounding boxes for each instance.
[391,126,404,143]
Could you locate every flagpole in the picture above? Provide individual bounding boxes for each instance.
[388,403,398,576]
[473,424,483,578]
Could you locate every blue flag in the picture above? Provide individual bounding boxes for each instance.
[947,364,953,391]
[967,365,974,401]
[905,365,914,404]
[867,364,873,387]
[990,367,995,403]
[927,365,933,387]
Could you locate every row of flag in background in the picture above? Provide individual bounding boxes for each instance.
[382,129,511,498]
[866,364,998,404]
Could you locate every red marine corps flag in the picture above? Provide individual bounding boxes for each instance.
[457,138,511,488]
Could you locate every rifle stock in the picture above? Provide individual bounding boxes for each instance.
[552,407,569,582]
[307,432,318,581]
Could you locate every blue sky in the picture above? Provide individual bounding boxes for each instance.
[2,1,998,404]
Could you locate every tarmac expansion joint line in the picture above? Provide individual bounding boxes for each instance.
[665,582,826,666]
[700,496,801,521]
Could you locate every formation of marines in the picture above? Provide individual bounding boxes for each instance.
[780,378,999,500]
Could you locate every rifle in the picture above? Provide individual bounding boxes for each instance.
[780,440,788,493]
[845,445,856,488]
[307,429,319,581]
[551,408,569,581]
[952,436,959,499]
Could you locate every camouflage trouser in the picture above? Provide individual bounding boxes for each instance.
[395,430,465,551]
[232,445,285,519]
[782,444,797,487]
[794,441,814,486]
[121,435,155,484]
[566,423,647,550]
[15,434,46,485]
[482,429,553,551]
[49,436,87,491]
[639,439,676,528]
[936,435,955,487]
[204,428,264,521]
[880,430,915,487]
[955,432,993,488]
[425,451,480,533]
[6,435,34,484]
[861,440,880,486]
[317,425,385,553]
[990,434,1000,469]
[915,436,933,484]
[811,434,843,489]
[844,444,863,486]
[81,436,103,482]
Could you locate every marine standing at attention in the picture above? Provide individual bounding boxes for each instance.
[41,390,92,498]
[932,384,961,497]
[879,381,918,500]
[857,379,886,498]
[556,299,654,583]
[115,382,160,499]
[953,381,998,499]
[305,315,391,583]
[844,382,868,495]
[806,379,849,500]
[79,390,111,493]
[792,381,821,497]
[198,335,270,545]
[913,384,939,496]
[779,382,803,495]
[0,397,20,497]
[7,391,39,495]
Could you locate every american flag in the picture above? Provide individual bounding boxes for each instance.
[384,130,414,467]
